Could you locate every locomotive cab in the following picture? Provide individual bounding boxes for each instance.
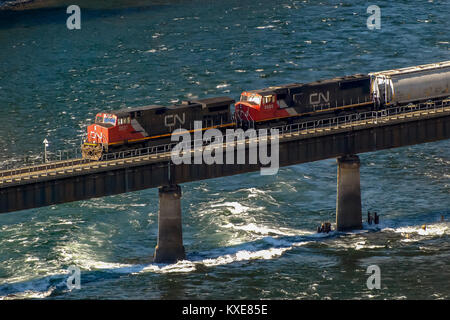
[235,91,278,122]
[82,112,119,159]
[82,110,142,159]
[86,113,117,145]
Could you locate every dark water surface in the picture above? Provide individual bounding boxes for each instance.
[0,0,449,299]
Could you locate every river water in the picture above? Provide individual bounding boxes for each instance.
[0,0,449,299]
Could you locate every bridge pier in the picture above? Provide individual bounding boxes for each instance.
[336,155,363,231]
[153,184,186,263]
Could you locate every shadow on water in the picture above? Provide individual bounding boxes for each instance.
[0,0,178,30]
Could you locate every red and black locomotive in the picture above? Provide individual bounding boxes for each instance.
[235,74,372,126]
[82,96,234,159]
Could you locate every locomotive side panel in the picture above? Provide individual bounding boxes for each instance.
[194,96,234,129]
[289,81,339,112]
[338,77,371,106]
[116,97,234,146]
[287,76,371,113]
[155,105,203,133]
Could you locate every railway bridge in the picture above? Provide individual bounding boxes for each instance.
[1,100,449,262]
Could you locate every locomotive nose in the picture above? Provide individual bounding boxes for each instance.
[86,124,106,144]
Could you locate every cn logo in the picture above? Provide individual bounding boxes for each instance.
[165,113,186,127]
[310,91,330,105]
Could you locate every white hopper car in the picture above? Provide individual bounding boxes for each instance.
[369,60,450,106]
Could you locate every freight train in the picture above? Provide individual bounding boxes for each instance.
[82,61,450,160]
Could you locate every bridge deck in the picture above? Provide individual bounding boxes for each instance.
[0,101,449,214]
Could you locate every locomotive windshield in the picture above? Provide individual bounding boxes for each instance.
[240,93,262,105]
[247,94,262,105]
[103,116,116,125]
[95,114,116,125]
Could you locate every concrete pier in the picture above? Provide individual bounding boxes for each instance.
[336,155,363,231]
[154,184,186,263]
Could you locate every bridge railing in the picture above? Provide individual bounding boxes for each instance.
[0,147,84,170]
[172,97,450,150]
[1,97,449,182]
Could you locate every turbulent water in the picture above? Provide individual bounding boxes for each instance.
[0,0,449,299]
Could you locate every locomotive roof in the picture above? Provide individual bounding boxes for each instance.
[194,96,235,108]
[110,105,167,117]
[109,96,234,117]
[246,74,369,95]
[307,73,369,86]
[245,83,302,95]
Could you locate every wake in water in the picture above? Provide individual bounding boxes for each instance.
[1,212,447,300]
